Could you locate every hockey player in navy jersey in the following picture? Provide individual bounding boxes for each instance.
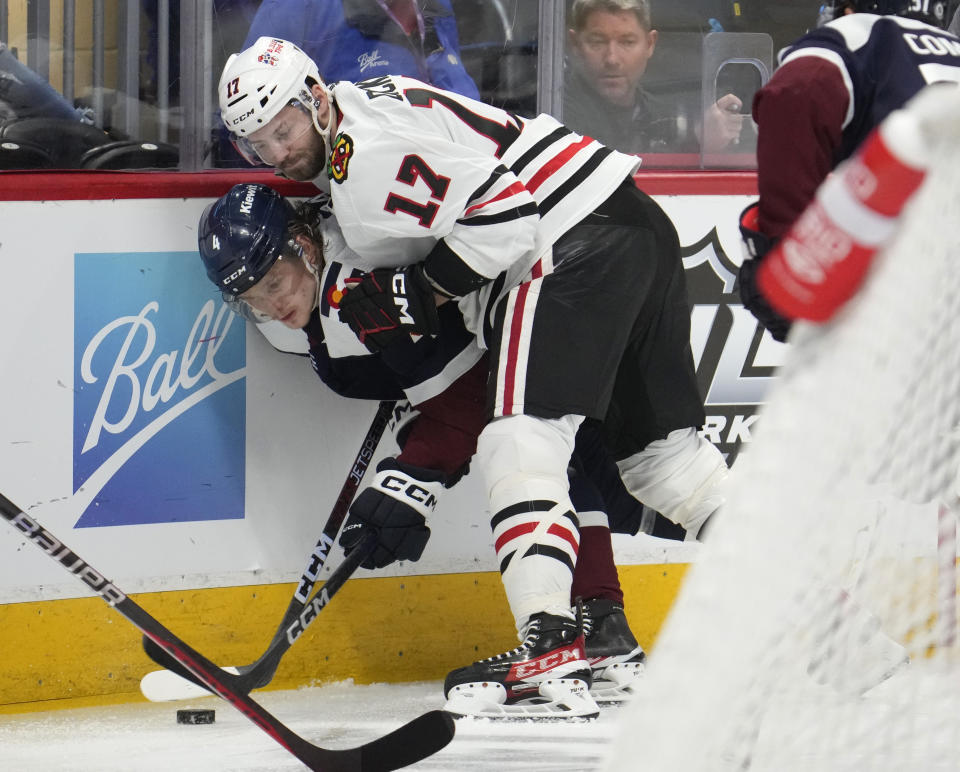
[738,0,960,341]
[197,182,652,713]
[215,38,727,719]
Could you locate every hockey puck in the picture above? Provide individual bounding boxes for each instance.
[176,709,215,725]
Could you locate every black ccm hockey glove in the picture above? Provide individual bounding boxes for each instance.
[738,202,793,343]
[339,265,441,353]
[338,458,446,569]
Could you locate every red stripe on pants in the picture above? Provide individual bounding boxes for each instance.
[500,260,544,416]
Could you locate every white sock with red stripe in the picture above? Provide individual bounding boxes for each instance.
[477,413,584,635]
[497,500,580,633]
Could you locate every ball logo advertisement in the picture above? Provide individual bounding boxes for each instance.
[73,251,246,528]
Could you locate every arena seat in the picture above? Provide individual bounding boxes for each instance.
[0,117,112,168]
[0,138,53,169]
[80,140,179,170]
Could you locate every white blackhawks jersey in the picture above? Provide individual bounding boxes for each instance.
[319,74,641,344]
[255,194,483,404]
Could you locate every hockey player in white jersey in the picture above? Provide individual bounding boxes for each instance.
[197,182,650,710]
[217,38,726,718]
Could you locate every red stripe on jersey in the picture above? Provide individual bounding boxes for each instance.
[526,136,594,193]
[548,522,580,556]
[464,181,527,217]
[500,260,544,415]
[495,522,536,553]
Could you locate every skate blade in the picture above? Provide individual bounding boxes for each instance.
[591,660,646,706]
[444,678,599,720]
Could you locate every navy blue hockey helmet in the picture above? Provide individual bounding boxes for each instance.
[197,182,296,295]
[819,0,950,27]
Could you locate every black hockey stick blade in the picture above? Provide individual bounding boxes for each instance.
[142,530,379,695]
[0,492,453,771]
[256,705,454,772]
[142,400,396,696]
[360,710,456,771]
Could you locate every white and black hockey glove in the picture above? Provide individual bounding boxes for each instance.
[339,457,446,569]
[339,265,440,353]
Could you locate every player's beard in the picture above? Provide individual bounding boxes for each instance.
[279,153,324,182]
[279,135,327,182]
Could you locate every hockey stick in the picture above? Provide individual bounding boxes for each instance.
[141,400,396,700]
[0,491,454,772]
[141,530,377,701]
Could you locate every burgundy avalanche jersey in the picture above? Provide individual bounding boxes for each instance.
[780,13,960,162]
[321,74,640,346]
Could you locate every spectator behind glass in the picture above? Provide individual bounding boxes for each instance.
[563,0,744,156]
[241,0,479,99]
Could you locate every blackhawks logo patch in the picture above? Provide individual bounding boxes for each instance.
[328,133,354,183]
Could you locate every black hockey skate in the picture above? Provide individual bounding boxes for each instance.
[583,598,646,705]
[443,611,599,719]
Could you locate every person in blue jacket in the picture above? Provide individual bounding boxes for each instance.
[242,0,480,99]
[0,43,86,123]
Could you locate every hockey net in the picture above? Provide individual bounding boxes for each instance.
[604,87,960,772]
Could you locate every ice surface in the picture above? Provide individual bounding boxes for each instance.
[0,680,623,771]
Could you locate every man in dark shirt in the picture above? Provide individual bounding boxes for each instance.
[563,0,744,156]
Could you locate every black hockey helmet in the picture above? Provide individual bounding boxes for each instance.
[818,0,950,27]
[198,182,295,295]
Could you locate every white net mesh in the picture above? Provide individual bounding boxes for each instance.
[604,88,960,771]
